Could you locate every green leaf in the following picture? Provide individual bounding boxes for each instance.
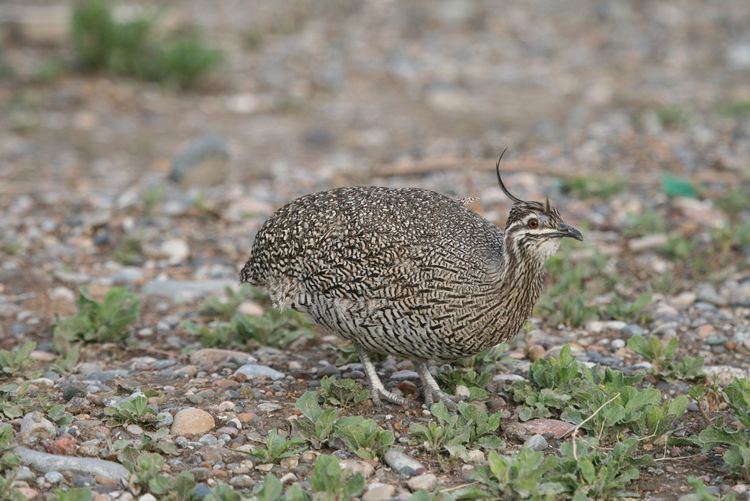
[661,174,698,198]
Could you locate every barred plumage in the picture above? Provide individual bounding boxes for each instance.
[241,161,582,407]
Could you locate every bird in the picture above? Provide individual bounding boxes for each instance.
[240,153,583,407]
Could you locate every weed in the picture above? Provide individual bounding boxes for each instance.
[294,391,339,448]
[309,454,365,500]
[249,429,307,464]
[114,427,178,456]
[409,401,503,459]
[0,341,36,379]
[473,446,564,499]
[508,346,690,444]
[32,57,67,83]
[119,450,171,495]
[560,175,624,200]
[627,335,705,381]
[186,309,313,350]
[201,285,254,321]
[623,210,667,238]
[601,293,652,324]
[205,482,242,501]
[53,487,94,501]
[112,235,145,266]
[0,382,33,419]
[715,187,748,221]
[47,404,74,429]
[0,424,22,501]
[662,173,698,198]
[254,474,283,501]
[333,416,394,460]
[318,375,369,408]
[71,0,220,88]
[105,394,158,426]
[655,105,690,129]
[53,287,140,352]
[696,378,750,480]
[718,100,750,118]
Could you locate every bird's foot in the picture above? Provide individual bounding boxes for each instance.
[416,361,457,410]
[370,386,409,407]
[356,343,409,407]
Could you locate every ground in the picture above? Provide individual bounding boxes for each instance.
[0,0,749,500]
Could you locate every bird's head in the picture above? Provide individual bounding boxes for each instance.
[495,152,583,263]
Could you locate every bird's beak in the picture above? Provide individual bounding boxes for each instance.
[559,223,583,241]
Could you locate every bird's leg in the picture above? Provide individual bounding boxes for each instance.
[355,343,407,407]
[416,361,456,410]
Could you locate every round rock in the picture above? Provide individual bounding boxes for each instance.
[171,408,215,436]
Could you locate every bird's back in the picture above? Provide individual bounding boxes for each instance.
[241,186,506,360]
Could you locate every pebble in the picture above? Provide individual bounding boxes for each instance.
[389,370,419,381]
[340,459,375,479]
[139,494,158,501]
[526,344,546,361]
[406,473,438,492]
[188,348,257,369]
[44,470,64,483]
[696,284,726,306]
[234,363,285,381]
[525,434,549,451]
[20,411,57,444]
[142,279,238,302]
[15,446,129,481]
[363,484,397,501]
[171,408,215,436]
[159,239,190,264]
[229,474,254,488]
[126,424,144,436]
[384,449,425,477]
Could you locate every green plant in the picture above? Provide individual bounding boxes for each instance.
[113,427,178,456]
[201,285,253,320]
[472,447,564,499]
[696,379,750,480]
[205,482,242,501]
[294,391,338,448]
[318,376,369,408]
[627,335,705,381]
[655,106,690,129]
[53,288,140,354]
[681,476,732,501]
[0,424,22,501]
[186,309,313,350]
[333,416,394,460]
[560,175,624,200]
[0,382,33,419]
[623,210,667,237]
[105,394,158,426]
[715,187,748,221]
[409,401,503,458]
[119,450,170,495]
[112,235,145,266]
[53,487,94,501]
[309,455,365,500]
[718,100,750,118]
[601,293,652,324]
[662,173,698,198]
[0,341,36,378]
[71,0,220,88]
[249,429,307,464]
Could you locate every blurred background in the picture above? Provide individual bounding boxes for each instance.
[0,0,748,320]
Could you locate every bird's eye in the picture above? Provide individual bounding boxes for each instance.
[527,219,539,229]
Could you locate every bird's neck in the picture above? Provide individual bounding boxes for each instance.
[485,236,547,345]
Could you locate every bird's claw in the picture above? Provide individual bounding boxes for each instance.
[371,387,408,407]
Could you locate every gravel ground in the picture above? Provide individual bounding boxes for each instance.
[1,1,749,499]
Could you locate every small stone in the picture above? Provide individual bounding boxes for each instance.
[732,484,748,495]
[280,472,298,485]
[363,484,397,501]
[16,487,39,499]
[20,411,57,444]
[217,401,235,412]
[15,446,129,481]
[519,419,575,439]
[280,457,298,469]
[527,344,546,361]
[239,300,264,316]
[62,383,87,402]
[389,370,419,381]
[696,285,726,306]
[45,470,64,483]
[229,474,254,488]
[255,463,274,472]
[169,134,231,187]
[384,449,425,477]
[126,424,144,436]
[235,364,285,381]
[30,350,56,362]
[340,459,375,479]
[189,348,257,368]
[620,324,644,338]
[139,494,158,501]
[611,339,625,349]
[464,449,485,464]
[156,412,173,427]
[407,473,438,492]
[454,384,471,399]
[171,408,215,436]
[198,434,219,447]
[257,402,283,413]
[525,434,549,451]
[159,239,190,264]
